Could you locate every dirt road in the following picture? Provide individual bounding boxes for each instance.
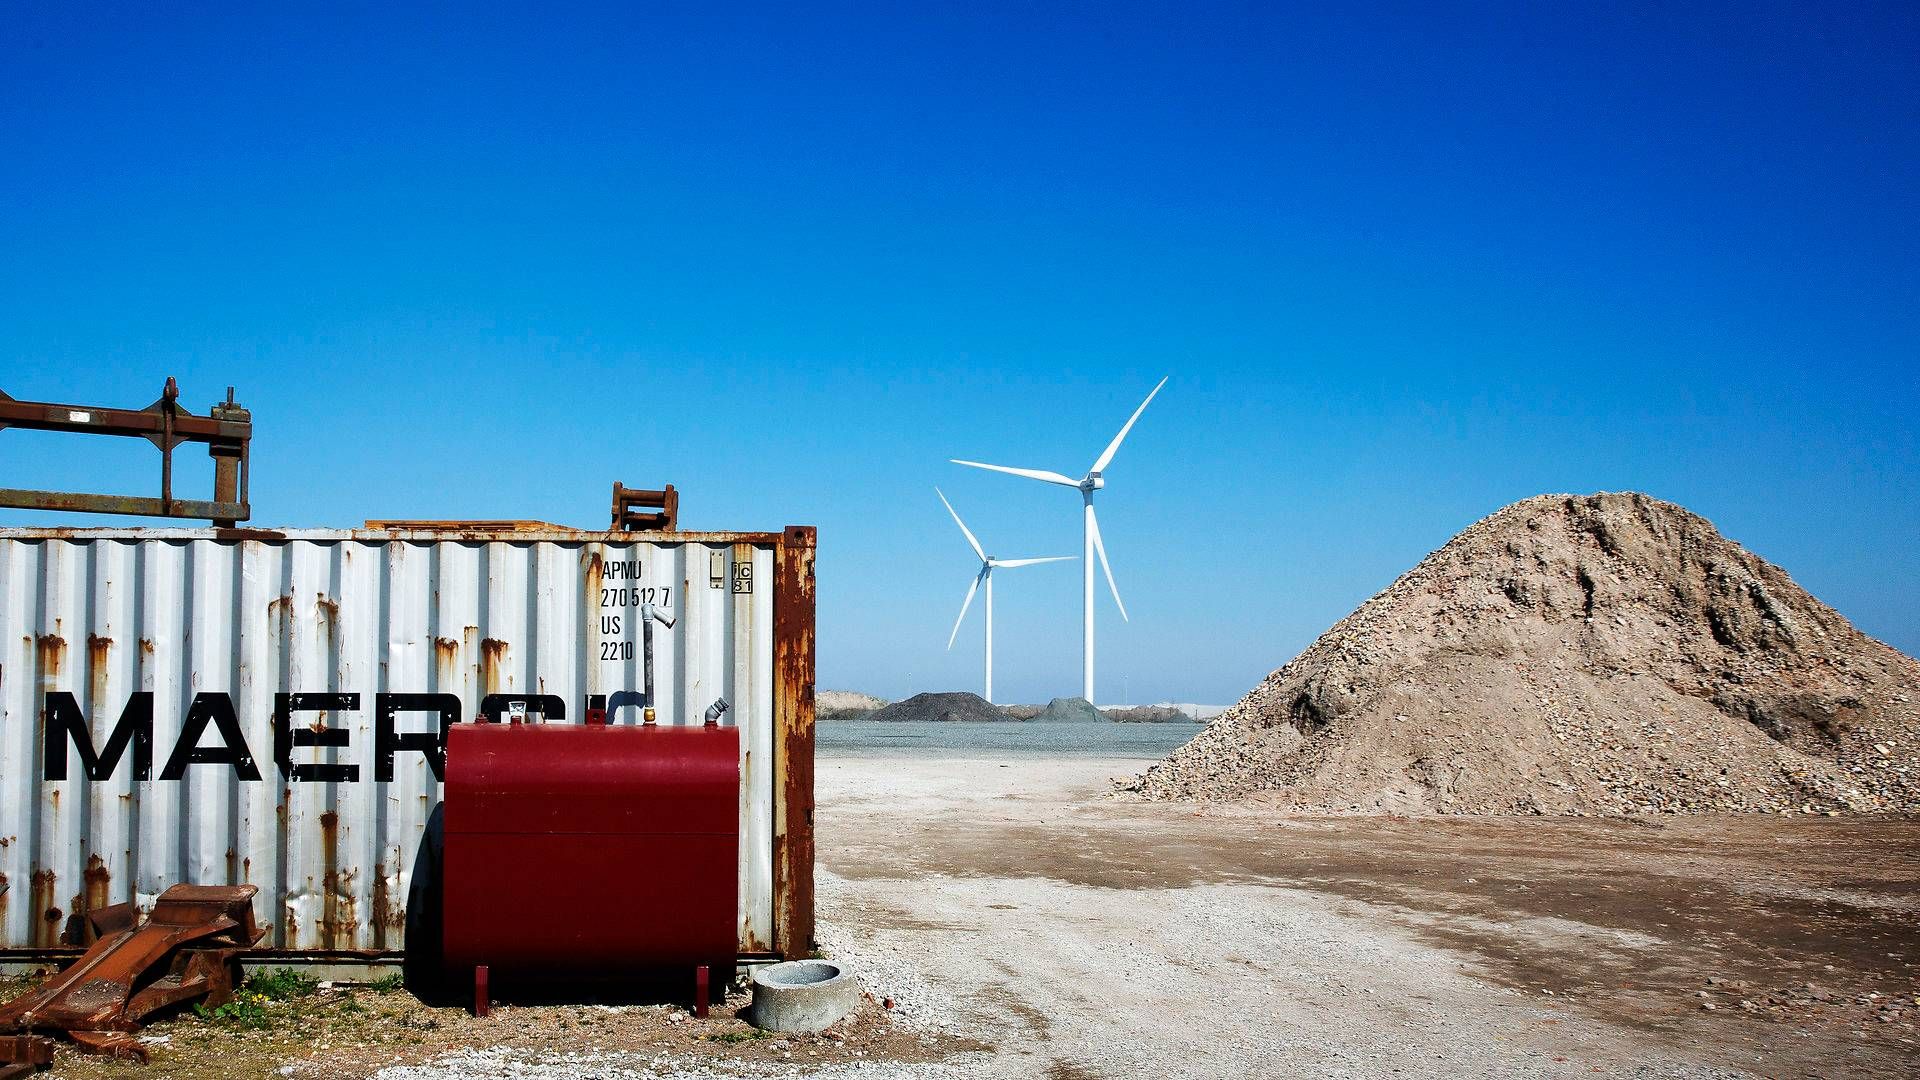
[818,752,1920,1079]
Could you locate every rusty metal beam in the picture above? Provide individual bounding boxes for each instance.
[0,489,247,521]
[0,395,249,442]
[0,379,252,524]
[772,525,817,961]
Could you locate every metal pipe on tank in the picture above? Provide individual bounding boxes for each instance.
[641,602,677,724]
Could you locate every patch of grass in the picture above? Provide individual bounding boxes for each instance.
[367,972,406,992]
[706,1027,771,1044]
[245,967,320,1000]
[194,990,273,1029]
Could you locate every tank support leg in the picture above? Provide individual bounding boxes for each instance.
[474,965,489,1017]
[694,964,710,1019]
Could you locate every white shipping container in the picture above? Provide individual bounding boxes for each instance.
[0,525,817,959]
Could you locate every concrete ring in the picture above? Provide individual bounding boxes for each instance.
[749,960,861,1032]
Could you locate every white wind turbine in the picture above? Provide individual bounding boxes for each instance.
[936,487,1073,704]
[953,376,1167,703]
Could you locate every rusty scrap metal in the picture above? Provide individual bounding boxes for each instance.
[360,519,571,531]
[611,482,678,531]
[0,378,252,525]
[0,1035,54,1080]
[0,884,263,1064]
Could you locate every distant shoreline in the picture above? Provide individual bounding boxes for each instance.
[818,690,1225,725]
[817,718,1201,756]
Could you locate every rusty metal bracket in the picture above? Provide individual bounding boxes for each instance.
[0,1034,54,1080]
[611,482,678,531]
[0,378,252,525]
[0,884,263,1063]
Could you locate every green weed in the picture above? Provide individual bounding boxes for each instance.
[245,967,320,1000]
[194,990,273,1029]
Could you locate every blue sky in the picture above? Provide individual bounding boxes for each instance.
[1,4,1915,704]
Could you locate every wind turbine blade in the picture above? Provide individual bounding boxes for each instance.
[1087,505,1128,621]
[935,487,986,561]
[946,567,985,650]
[989,556,1076,568]
[951,459,1082,487]
[1090,376,1168,474]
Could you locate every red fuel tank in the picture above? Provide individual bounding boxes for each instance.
[441,721,740,993]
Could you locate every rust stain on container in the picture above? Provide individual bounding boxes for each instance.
[320,811,338,868]
[87,635,112,718]
[83,855,110,914]
[480,638,509,694]
[772,526,818,960]
[327,869,359,950]
[139,637,155,655]
[30,869,57,949]
[433,636,459,687]
[35,634,66,679]
[318,810,357,949]
[370,862,391,950]
[213,527,288,542]
[318,594,339,650]
[0,872,8,927]
[86,634,111,686]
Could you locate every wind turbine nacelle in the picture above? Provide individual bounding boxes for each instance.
[1084,473,1105,490]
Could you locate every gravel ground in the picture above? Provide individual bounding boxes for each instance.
[814,751,1917,1079]
[20,748,1911,1078]
[370,1048,980,1079]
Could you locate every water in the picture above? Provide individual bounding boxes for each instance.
[817,720,1200,757]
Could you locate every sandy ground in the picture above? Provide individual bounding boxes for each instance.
[817,752,1920,1080]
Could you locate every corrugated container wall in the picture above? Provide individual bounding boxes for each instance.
[0,526,816,961]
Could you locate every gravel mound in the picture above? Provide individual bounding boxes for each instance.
[819,689,889,722]
[868,692,1006,724]
[1129,492,1920,815]
[1103,705,1195,724]
[1033,696,1104,724]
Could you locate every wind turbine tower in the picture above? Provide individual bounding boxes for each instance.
[936,488,1073,704]
[953,376,1167,703]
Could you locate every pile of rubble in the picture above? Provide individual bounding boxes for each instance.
[1129,493,1919,815]
[866,692,1006,724]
